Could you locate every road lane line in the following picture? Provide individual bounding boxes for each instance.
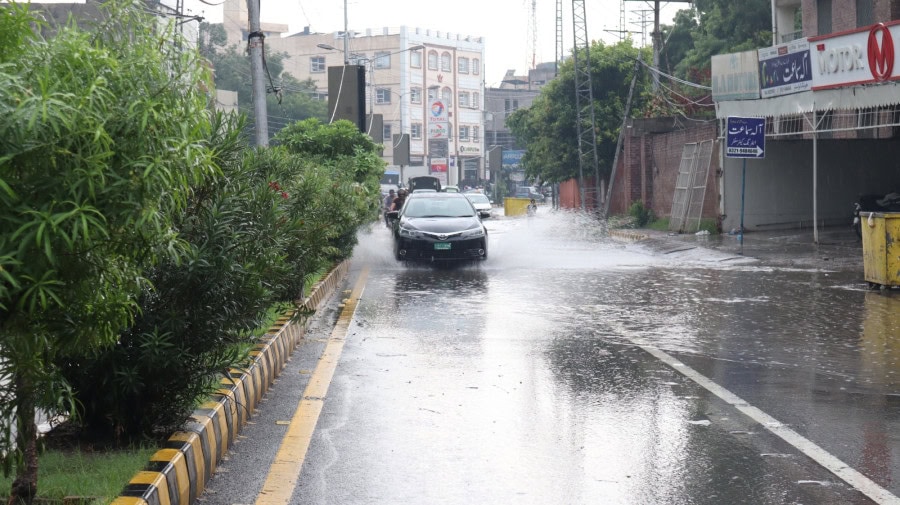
[640,345,900,505]
[255,266,369,505]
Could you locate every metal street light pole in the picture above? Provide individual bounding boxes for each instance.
[343,0,349,64]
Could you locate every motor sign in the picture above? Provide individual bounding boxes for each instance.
[726,116,766,158]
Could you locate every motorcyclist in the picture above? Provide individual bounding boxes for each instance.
[391,188,408,212]
[382,189,396,227]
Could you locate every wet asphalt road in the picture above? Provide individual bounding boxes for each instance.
[199,210,900,505]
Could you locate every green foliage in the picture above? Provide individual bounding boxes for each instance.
[506,40,650,185]
[200,29,327,138]
[57,113,270,436]
[0,0,216,489]
[628,200,655,227]
[275,118,386,236]
[59,114,383,440]
[667,0,772,84]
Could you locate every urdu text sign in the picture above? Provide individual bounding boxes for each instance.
[726,117,766,159]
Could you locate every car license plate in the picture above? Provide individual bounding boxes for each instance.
[434,242,451,250]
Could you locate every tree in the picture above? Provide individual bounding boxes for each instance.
[0,1,217,502]
[200,25,328,138]
[507,40,650,186]
[668,0,772,84]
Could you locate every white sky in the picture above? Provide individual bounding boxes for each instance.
[184,0,690,86]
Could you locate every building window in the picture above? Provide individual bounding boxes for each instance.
[459,125,470,141]
[410,50,422,68]
[473,58,480,75]
[441,87,453,106]
[310,56,326,73]
[441,52,451,72]
[374,51,391,69]
[383,123,392,142]
[472,91,480,108]
[472,126,479,141]
[428,50,438,70]
[410,87,422,104]
[428,86,438,100]
[505,98,519,112]
[856,0,874,26]
[349,53,366,66]
[458,91,470,108]
[458,57,469,74]
[817,0,832,35]
[411,123,422,139]
[376,88,391,104]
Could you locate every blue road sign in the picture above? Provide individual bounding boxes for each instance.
[726,116,766,159]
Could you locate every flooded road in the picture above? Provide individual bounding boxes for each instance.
[203,210,900,504]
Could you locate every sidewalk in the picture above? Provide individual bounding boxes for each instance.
[610,226,865,272]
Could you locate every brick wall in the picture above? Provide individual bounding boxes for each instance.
[607,121,719,223]
[563,120,719,224]
[832,1,856,31]
[801,0,900,36]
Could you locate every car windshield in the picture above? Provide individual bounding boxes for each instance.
[466,194,490,204]
[404,198,475,218]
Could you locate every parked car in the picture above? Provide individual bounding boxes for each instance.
[443,185,460,193]
[386,192,488,262]
[515,187,545,202]
[465,192,493,218]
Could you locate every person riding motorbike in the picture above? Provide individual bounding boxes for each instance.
[391,188,408,212]
[383,189,396,227]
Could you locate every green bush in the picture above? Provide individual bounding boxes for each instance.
[1,0,217,492]
[59,118,385,440]
[628,200,655,227]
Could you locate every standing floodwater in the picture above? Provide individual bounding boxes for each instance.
[202,209,897,505]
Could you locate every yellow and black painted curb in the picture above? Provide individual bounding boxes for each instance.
[609,229,649,242]
[110,260,351,505]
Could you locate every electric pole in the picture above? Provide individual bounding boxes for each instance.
[247,0,268,146]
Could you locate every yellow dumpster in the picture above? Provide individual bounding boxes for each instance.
[860,212,900,288]
[504,197,532,217]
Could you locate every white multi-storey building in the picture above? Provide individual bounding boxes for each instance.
[221,0,486,186]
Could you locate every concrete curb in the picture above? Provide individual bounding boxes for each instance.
[110,260,351,505]
[608,229,649,242]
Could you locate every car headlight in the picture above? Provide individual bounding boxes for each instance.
[460,226,486,238]
[399,225,422,238]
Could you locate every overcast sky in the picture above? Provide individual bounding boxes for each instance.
[183,0,689,86]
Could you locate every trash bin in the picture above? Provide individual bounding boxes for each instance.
[504,197,531,217]
[860,212,900,288]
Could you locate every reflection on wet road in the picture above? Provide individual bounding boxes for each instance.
[298,211,900,505]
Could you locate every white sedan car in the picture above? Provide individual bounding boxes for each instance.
[465,192,493,218]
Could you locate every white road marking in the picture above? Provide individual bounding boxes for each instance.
[641,345,900,505]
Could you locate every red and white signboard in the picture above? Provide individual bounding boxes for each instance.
[810,22,900,90]
[427,99,449,139]
[430,157,448,172]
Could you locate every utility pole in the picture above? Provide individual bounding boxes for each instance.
[247,0,268,146]
[342,0,349,64]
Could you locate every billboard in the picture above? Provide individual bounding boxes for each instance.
[501,150,524,169]
[427,99,449,139]
[810,22,900,90]
[758,39,812,98]
[711,50,761,101]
